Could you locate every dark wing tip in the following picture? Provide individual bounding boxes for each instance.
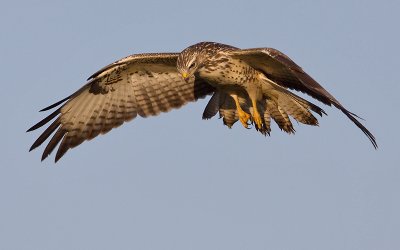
[41,128,67,162]
[55,148,67,163]
[337,106,378,149]
[27,126,36,133]
[39,96,70,112]
[309,102,327,117]
[27,108,61,132]
[29,117,61,152]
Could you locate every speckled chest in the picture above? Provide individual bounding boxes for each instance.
[197,55,259,88]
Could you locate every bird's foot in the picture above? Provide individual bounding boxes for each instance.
[252,111,263,130]
[238,110,252,128]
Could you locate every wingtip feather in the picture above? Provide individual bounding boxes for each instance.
[336,105,378,149]
[39,96,70,112]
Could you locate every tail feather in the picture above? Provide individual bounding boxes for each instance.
[265,99,295,134]
[262,108,271,135]
[277,93,321,126]
[219,94,239,128]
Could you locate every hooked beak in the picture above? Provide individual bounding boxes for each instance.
[181,72,190,82]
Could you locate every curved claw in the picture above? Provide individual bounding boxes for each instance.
[243,119,252,129]
[238,112,252,129]
[252,111,263,130]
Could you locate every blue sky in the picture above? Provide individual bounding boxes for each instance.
[1,0,399,249]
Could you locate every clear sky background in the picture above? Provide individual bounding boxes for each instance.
[1,0,399,249]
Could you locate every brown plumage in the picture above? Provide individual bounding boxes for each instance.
[28,42,377,162]
[28,53,214,162]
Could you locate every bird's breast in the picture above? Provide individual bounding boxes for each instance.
[198,58,258,89]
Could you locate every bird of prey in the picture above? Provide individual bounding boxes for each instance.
[28,42,377,162]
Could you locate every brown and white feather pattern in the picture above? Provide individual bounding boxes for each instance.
[219,94,240,128]
[265,100,294,133]
[29,42,377,162]
[28,53,214,162]
[228,47,377,148]
[202,87,324,136]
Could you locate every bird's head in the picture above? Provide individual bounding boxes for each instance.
[177,42,236,82]
[176,43,207,82]
[177,50,200,82]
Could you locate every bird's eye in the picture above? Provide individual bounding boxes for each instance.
[189,62,196,69]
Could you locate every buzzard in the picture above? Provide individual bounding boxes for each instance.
[28,42,377,162]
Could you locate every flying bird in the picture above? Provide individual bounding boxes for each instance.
[28,42,377,162]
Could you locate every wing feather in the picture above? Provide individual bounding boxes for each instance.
[202,91,220,119]
[28,53,214,162]
[42,127,66,161]
[229,48,377,148]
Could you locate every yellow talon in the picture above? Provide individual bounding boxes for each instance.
[250,97,263,130]
[230,94,251,129]
[252,109,263,129]
[238,110,252,128]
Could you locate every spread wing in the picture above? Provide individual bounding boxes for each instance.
[228,48,377,148]
[28,53,214,162]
